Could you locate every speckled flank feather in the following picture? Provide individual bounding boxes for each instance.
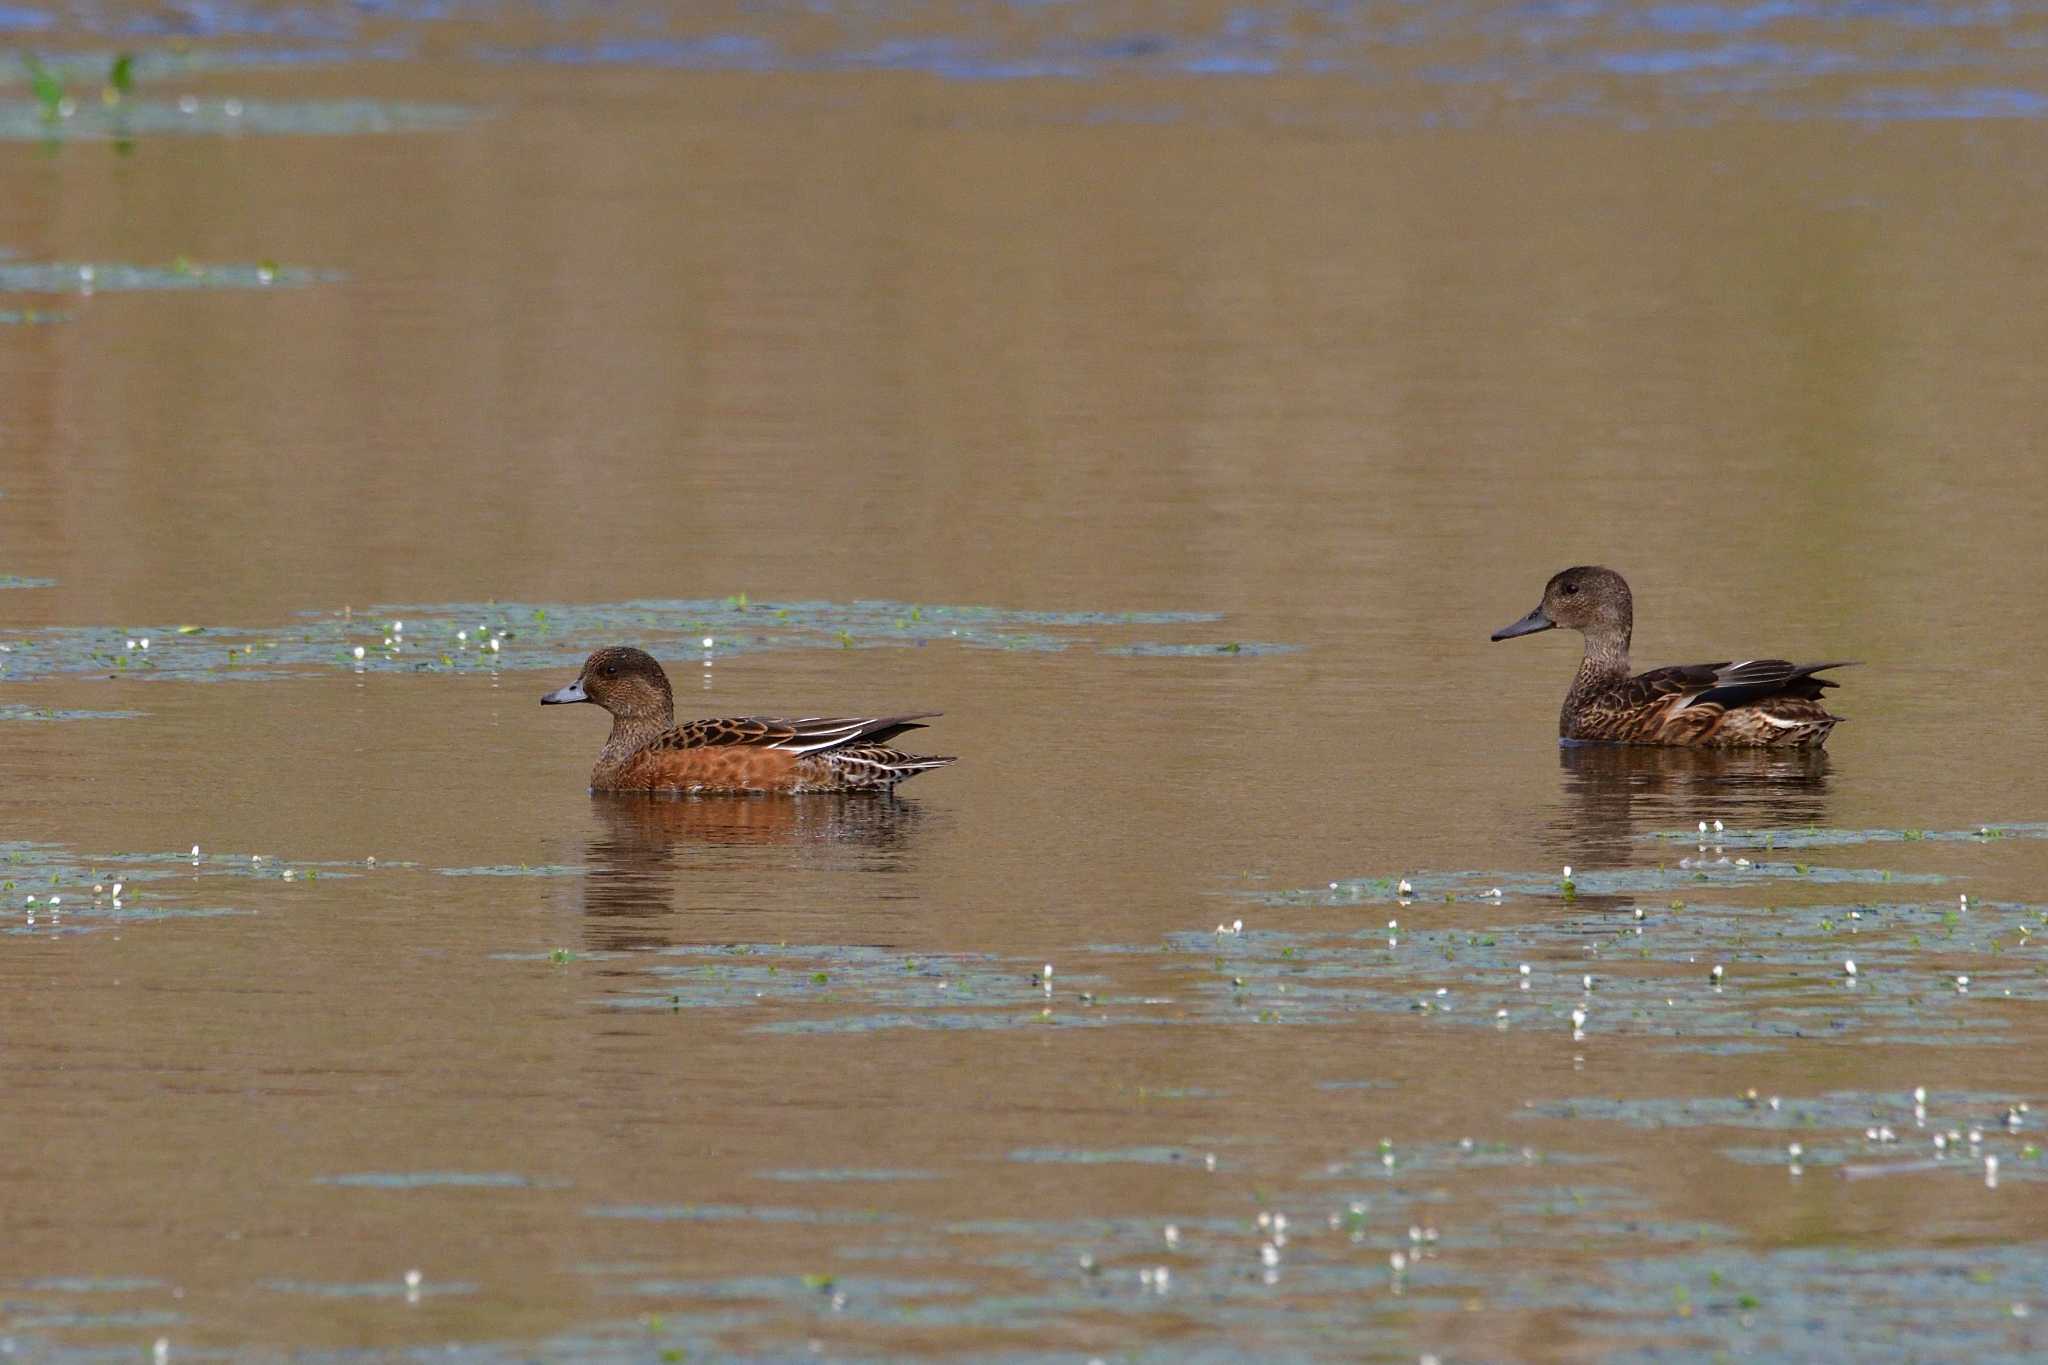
[1562,656,1849,748]
[1493,567,1852,750]
[543,646,955,793]
[793,744,958,793]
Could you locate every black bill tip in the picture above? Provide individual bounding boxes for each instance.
[540,679,588,705]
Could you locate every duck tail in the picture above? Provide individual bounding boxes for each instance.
[818,747,957,791]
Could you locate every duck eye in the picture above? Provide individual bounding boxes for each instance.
[1562,582,1579,595]
[599,664,616,678]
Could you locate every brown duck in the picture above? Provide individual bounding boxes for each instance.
[542,646,955,792]
[1491,567,1851,748]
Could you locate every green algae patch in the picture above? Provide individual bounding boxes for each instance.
[0,840,398,939]
[259,1278,476,1300]
[1257,860,1945,907]
[601,940,1118,1039]
[586,1204,905,1227]
[10,1277,165,1294]
[317,1171,546,1189]
[757,1169,941,1183]
[0,49,391,89]
[0,704,141,722]
[0,260,332,294]
[1644,822,2048,849]
[7,1309,182,1331]
[1525,1244,2048,1359]
[1199,855,2047,1049]
[1007,1146,1212,1166]
[1101,640,1300,658]
[0,98,473,142]
[1523,1089,2044,1182]
[439,863,587,878]
[0,597,1291,683]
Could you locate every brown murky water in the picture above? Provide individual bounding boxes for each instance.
[3,6,2047,1361]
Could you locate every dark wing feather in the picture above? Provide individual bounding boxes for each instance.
[655,713,940,755]
[1626,662,1729,708]
[1683,660,1855,711]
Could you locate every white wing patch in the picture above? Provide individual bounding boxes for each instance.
[771,719,882,754]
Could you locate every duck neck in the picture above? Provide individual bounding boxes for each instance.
[596,708,673,777]
[1573,627,1631,688]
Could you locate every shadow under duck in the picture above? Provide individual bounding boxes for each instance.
[1491,566,1852,748]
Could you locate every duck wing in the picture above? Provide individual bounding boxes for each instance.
[654,714,941,755]
[1632,660,1854,711]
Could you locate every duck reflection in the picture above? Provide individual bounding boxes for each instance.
[578,794,928,949]
[1545,742,1832,868]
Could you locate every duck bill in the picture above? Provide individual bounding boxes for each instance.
[540,678,588,705]
[1491,607,1555,642]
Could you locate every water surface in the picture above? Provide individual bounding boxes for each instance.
[3,2,2047,1359]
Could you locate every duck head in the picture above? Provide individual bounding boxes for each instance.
[541,645,676,725]
[1492,566,1633,650]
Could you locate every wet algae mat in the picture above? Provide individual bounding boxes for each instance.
[0,596,1292,687]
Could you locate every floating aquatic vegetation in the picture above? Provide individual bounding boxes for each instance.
[1257,859,1945,907]
[259,1277,473,1300]
[1008,1146,1216,1166]
[0,98,472,141]
[1178,870,2048,1048]
[0,47,398,88]
[0,259,331,294]
[1524,1088,2044,1183]
[466,4,2048,135]
[0,840,396,938]
[603,940,1125,1040]
[0,597,1289,683]
[1507,1244,2048,1360]
[1308,1140,1608,1180]
[1524,1089,2035,1136]
[439,863,587,878]
[757,1169,941,1184]
[1100,641,1299,658]
[6,1309,181,1330]
[316,1171,545,1189]
[1645,822,2048,849]
[587,1203,905,1227]
[0,704,140,722]
[600,1272,978,1309]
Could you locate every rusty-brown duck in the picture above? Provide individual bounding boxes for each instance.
[542,646,954,792]
[1491,567,1851,748]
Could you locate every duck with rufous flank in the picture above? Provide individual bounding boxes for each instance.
[542,646,955,792]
